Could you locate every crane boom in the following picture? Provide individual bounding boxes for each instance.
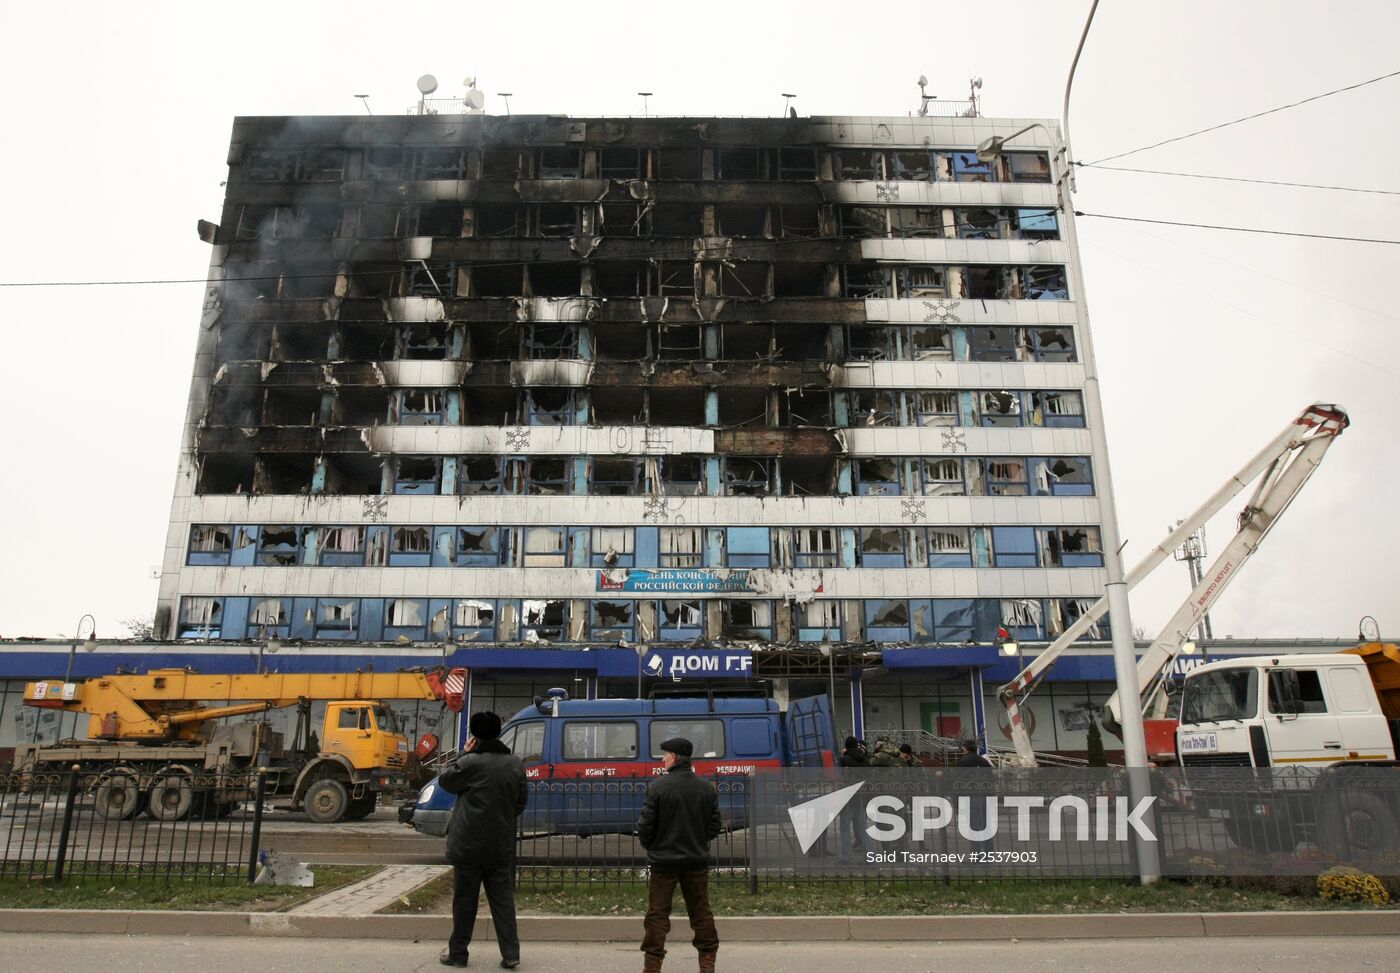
[997,403,1348,766]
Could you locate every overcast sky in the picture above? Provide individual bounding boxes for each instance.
[0,1,1395,642]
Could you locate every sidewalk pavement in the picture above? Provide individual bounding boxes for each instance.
[288,864,448,916]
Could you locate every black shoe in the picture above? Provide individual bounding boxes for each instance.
[501,960,520,969]
[439,951,469,967]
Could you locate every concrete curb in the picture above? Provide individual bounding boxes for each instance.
[1,909,1399,941]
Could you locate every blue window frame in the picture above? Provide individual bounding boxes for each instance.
[589,600,636,641]
[187,526,233,566]
[520,599,569,642]
[992,527,1038,568]
[950,151,995,182]
[859,527,906,568]
[855,458,903,496]
[319,526,366,566]
[448,599,497,641]
[392,390,445,425]
[792,527,839,568]
[979,390,1023,427]
[257,525,302,566]
[177,597,224,639]
[384,598,429,640]
[927,527,973,568]
[247,597,290,638]
[796,601,842,642]
[315,598,360,639]
[389,526,432,567]
[657,599,704,641]
[865,599,911,642]
[1015,208,1059,239]
[590,527,636,568]
[721,601,772,640]
[1024,265,1069,300]
[726,527,771,568]
[1000,598,1046,641]
[394,456,441,494]
[929,598,976,642]
[983,458,1030,496]
[1041,527,1104,567]
[455,526,505,566]
[1032,390,1085,428]
[1033,456,1094,496]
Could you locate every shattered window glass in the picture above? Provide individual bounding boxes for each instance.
[857,458,902,496]
[950,151,995,182]
[452,599,496,636]
[897,265,947,298]
[859,527,906,567]
[958,208,1001,240]
[590,600,635,640]
[190,526,232,554]
[914,391,959,426]
[385,598,427,627]
[520,599,567,641]
[1042,527,1104,567]
[659,527,704,568]
[836,151,885,180]
[793,528,838,567]
[920,459,965,497]
[1030,327,1075,362]
[659,599,703,637]
[891,151,934,181]
[257,526,301,566]
[986,459,1030,496]
[890,207,944,238]
[928,528,972,568]
[840,206,887,239]
[865,599,911,634]
[776,148,817,181]
[842,264,892,299]
[1007,153,1052,183]
[527,458,569,495]
[1023,265,1069,300]
[980,391,1023,427]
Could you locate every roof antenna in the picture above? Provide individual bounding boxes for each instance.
[782,92,796,117]
[415,74,439,116]
[354,94,373,115]
[497,92,513,116]
[916,75,935,117]
[967,76,983,117]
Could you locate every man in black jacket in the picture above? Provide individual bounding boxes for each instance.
[636,736,721,973]
[438,711,528,969]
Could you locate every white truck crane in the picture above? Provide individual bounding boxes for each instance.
[996,402,1349,767]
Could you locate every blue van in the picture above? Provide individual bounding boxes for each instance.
[404,691,835,837]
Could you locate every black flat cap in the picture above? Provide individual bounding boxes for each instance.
[659,737,693,758]
[469,711,502,741]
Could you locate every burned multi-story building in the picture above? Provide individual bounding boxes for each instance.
[149,104,1114,749]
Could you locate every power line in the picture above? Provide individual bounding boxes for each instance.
[1075,211,1400,246]
[1081,68,1400,166]
[1079,163,1400,197]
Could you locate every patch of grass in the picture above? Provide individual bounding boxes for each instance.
[0,865,380,912]
[380,869,455,914]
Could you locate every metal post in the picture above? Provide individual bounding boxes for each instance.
[745,772,758,895]
[53,764,81,882]
[247,769,267,884]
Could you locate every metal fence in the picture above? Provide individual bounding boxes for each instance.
[0,768,266,883]
[512,767,1400,890]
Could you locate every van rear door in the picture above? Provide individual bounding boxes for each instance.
[785,694,836,767]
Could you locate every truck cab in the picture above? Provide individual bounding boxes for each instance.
[405,690,834,837]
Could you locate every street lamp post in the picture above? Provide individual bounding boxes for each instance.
[818,641,838,738]
[65,614,98,683]
[258,636,282,674]
[634,642,648,699]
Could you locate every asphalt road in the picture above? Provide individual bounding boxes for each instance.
[1,934,1396,972]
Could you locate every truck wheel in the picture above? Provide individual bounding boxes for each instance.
[1223,817,1295,854]
[343,793,377,821]
[148,772,194,821]
[1319,791,1399,859]
[94,771,142,822]
[304,779,349,823]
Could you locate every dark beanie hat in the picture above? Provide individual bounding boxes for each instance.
[659,736,693,759]
[469,711,502,741]
[844,736,859,750]
[898,743,913,754]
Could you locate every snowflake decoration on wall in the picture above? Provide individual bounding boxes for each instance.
[900,499,927,523]
[922,299,961,324]
[504,428,532,452]
[875,183,900,202]
[361,495,389,523]
[642,498,671,523]
[940,427,968,453]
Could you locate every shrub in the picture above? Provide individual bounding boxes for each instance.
[1317,865,1390,905]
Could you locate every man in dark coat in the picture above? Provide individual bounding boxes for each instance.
[636,736,721,973]
[438,711,528,969]
[955,738,994,853]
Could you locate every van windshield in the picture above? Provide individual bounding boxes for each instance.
[1181,669,1257,724]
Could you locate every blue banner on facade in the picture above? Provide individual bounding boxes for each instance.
[596,569,754,593]
[595,648,755,679]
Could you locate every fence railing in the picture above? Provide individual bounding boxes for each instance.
[512,767,1400,889]
[0,768,266,883]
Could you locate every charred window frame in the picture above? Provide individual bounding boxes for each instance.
[793,527,838,568]
[836,151,887,180]
[1006,152,1052,184]
[659,527,705,568]
[474,204,525,238]
[660,455,704,496]
[592,457,643,497]
[235,205,295,241]
[590,527,636,568]
[890,207,944,239]
[840,206,888,239]
[248,598,290,638]
[958,208,1002,240]
[859,526,907,567]
[519,599,569,642]
[725,527,771,568]
[1023,265,1069,300]
[537,147,582,179]
[391,389,445,425]
[772,263,825,297]
[864,599,911,641]
[842,264,893,299]
[408,262,456,297]
[855,457,903,496]
[599,148,646,179]
[1033,456,1094,497]
[919,458,966,497]
[364,147,404,180]
[911,325,953,361]
[796,601,843,642]
[724,457,774,497]
[589,600,636,641]
[593,261,647,298]
[777,148,818,181]
[891,150,935,181]
[526,263,580,298]
[949,151,995,183]
[461,456,505,495]
[472,263,526,297]
[358,206,405,239]
[480,148,524,179]
[657,599,704,640]
[655,260,695,298]
[1032,390,1085,428]
[398,323,450,360]
[655,148,703,180]
[895,265,948,298]
[656,323,704,360]
[716,148,768,180]
[526,458,570,495]
[777,205,822,238]
[533,204,579,238]
[960,265,1013,300]
[599,203,646,238]
[298,148,347,182]
[928,527,973,568]
[721,600,773,640]
[257,525,303,566]
[1014,207,1060,240]
[410,203,464,238]
[651,204,704,237]
[188,526,233,566]
[412,148,467,180]
[245,149,295,183]
[1041,526,1104,567]
[526,323,578,359]
[394,456,442,494]
[178,596,224,638]
[454,526,506,567]
[846,325,898,361]
[716,205,770,238]
[847,389,902,427]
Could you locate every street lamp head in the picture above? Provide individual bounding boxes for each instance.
[1180,640,1197,655]
[975,135,1006,164]
[818,641,832,659]
[999,640,1020,656]
[82,633,98,653]
[265,638,283,655]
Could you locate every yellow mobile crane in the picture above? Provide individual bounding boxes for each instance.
[16,668,466,823]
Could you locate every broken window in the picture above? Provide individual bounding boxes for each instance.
[911,325,953,361]
[527,458,570,495]
[658,599,703,640]
[959,208,1001,240]
[235,204,295,241]
[842,264,892,299]
[1030,327,1074,362]
[856,458,902,496]
[471,264,525,297]
[593,261,646,298]
[928,527,972,568]
[522,526,567,567]
[409,203,463,238]
[207,387,260,426]
[245,149,294,182]
[719,389,768,428]
[187,526,232,566]
[248,598,289,637]
[847,389,901,427]
[949,151,995,183]
[315,598,359,639]
[655,260,694,297]
[969,326,1027,363]
[527,323,578,359]
[655,148,702,180]
[719,262,768,297]
[453,526,504,566]
[659,527,704,568]
[717,149,766,180]
[538,147,582,179]
[913,391,959,427]
[781,389,833,429]
[480,148,523,179]
[1051,598,1106,640]
[390,526,432,566]
[721,601,772,640]
[859,527,906,567]
[716,205,769,238]
[1001,598,1045,640]
[890,207,944,238]
[178,597,224,638]
[450,599,497,640]
[589,600,635,641]
[836,151,885,180]
[299,148,346,182]
[460,383,522,424]
[319,526,366,566]
[533,204,578,237]
[599,204,646,238]
[840,206,887,239]
[590,386,646,425]
[928,598,981,642]
[409,260,456,297]
[655,324,703,360]
[795,601,842,642]
[474,204,523,238]
[960,265,1012,300]
[777,205,821,238]
[1006,152,1052,183]
[520,599,568,642]
[724,457,773,497]
[359,205,405,239]
[1041,527,1103,567]
[526,263,580,298]
[865,599,911,640]
[726,527,771,567]
[319,454,382,496]
[776,148,817,181]
[398,323,449,360]
[391,390,444,425]
[847,326,896,361]
[412,147,466,180]
[385,598,428,633]
[364,147,404,180]
[661,455,704,496]
[1015,208,1059,240]
[214,322,271,363]
[592,458,642,496]
[590,527,635,568]
[394,456,441,494]
[651,204,703,237]
[599,148,645,179]
[257,525,302,566]
[979,391,1022,427]
[920,458,965,497]
[253,453,314,494]
[896,265,947,298]
[649,387,705,425]
[1023,265,1069,300]
[1032,390,1084,427]
[891,150,934,181]
[460,456,504,495]
[984,458,1030,496]
[1034,456,1093,497]
[772,263,825,297]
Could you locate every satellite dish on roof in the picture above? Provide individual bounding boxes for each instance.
[465,89,485,110]
[416,74,439,96]
[918,75,928,87]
